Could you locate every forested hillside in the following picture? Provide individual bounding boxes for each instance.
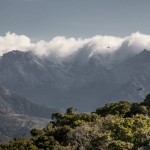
[1,94,150,150]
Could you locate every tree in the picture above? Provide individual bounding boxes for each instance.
[128,103,148,116]
[66,107,74,115]
[143,94,150,107]
[96,101,132,117]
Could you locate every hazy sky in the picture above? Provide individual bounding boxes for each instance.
[0,0,150,40]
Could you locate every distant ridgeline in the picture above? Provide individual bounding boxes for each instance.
[1,94,150,150]
[1,49,150,111]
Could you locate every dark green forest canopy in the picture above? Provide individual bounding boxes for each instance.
[1,94,150,150]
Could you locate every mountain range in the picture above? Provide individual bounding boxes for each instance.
[0,49,149,112]
[0,86,62,142]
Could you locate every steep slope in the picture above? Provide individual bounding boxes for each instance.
[0,49,150,111]
[0,50,114,111]
[62,58,115,110]
[0,86,61,118]
[0,51,73,106]
[0,112,49,143]
[0,86,61,142]
[111,49,150,100]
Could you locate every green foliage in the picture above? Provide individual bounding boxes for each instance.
[129,103,149,116]
[2,94,150,149]
[0,136,38,150]
[143,94,150,106]
[30,128,44,137]
[66,107,74,115]
[52,112,98,128]
[96,101,132,117]
[108,141,134,150]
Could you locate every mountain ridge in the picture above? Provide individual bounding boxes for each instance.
[0,86,63,142]
[0,49,150,111]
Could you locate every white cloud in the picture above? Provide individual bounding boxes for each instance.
[110,32,150,65]
[0,32,31,55]
[31,36,88,59]
[0,32,150,66]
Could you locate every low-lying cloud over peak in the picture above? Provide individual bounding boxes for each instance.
[0,32,150,66]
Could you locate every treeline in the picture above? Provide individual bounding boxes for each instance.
[1,94,150,149]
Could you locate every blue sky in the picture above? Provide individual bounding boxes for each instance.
[0,0,150,40]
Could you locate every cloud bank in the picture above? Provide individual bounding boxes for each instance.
[1,32,150,66]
